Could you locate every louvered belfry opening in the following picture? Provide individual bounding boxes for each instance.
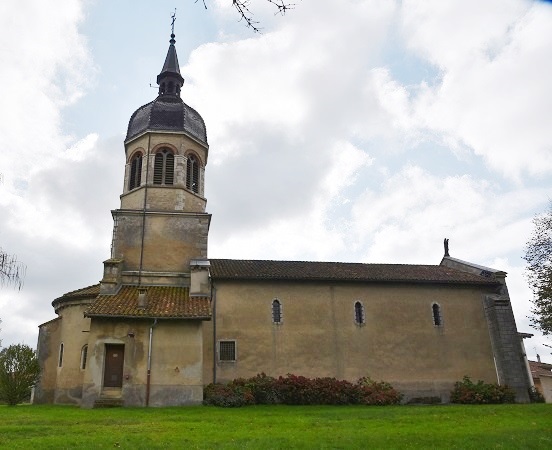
[186,154,199,193]
[153,148,175,185]
[129,153,142,190]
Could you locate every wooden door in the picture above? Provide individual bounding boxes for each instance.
[103,344,125,388]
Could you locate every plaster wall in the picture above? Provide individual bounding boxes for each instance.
[121,186,206,212]
[207,280,498,402]
[82,319,203,407]
[53,303,92,404]
[34,318,61,403]
[539,377,552,403]
[111,210,210,274]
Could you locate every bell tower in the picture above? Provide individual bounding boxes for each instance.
[101,31,210,292]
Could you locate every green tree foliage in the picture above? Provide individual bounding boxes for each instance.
[524,202,552,335]
[0,344,41,406]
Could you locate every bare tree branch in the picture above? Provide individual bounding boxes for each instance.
[0,248,26,291]
[196,0,296,33]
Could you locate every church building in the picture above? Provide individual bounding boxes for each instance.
[34,32,532,407]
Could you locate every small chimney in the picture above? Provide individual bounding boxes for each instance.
[537,354,541,363]
[137,288,148,309]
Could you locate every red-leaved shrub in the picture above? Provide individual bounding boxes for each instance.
[204,373,402,407]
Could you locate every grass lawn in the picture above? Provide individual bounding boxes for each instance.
[0,404,551,449]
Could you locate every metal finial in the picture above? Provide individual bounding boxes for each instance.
[171,8,177,35]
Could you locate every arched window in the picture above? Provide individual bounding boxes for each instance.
[432,303,442,327]
[81,345,88,370]
[58,343,64,368]
[128,152,142,190]
[186,154,200,193]
[272,299,282,324]
[153,148,174,185]
[354,301,365,325]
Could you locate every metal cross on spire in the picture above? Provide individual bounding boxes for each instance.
[171,8,177,34]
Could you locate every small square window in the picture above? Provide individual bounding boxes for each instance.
[218,340,236,362]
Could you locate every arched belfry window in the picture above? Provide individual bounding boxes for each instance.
[432,303,443,327]
[272,299,282,324]
[129,152,142,190]
[153,148,174,185]
[354,301,365,325]
[186,154,200,193]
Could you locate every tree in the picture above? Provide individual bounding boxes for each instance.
[197,0,297,33]
[524,202,552,336]
[0,247,26,290]
[0,344,41,406]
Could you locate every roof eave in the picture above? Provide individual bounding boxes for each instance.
[210,276,499,286]
[84,313,212,320]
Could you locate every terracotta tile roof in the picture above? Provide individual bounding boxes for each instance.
[52,284,101,307]
[209,259,500,286]
[529,360,552,379]
[85,285,211,320]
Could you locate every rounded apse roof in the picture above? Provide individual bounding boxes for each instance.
[126,95,208,146]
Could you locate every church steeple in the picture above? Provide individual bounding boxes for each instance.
[156,33,184,97]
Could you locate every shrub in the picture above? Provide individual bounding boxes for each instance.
[528,386,545,403]
[450,376,516,404]
[203,383,255,407]
[0,344,41,406]
[204,373,402,407]
[356,377,403,405]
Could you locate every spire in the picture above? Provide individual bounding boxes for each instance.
[156,13,184,97]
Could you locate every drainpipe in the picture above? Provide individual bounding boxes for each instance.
[138,134,151,287]
[146,318,158,407]
[211,282,217,384]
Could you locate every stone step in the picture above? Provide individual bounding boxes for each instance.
[93,397,124,408]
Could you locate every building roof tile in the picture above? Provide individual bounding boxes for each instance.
[529,360,552,379]
[209,259,500,285]
[85,285,211,320]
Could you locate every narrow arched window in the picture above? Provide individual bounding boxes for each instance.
[153,148,174,185]
[272,299,282,324]
[81,345,88,370]
[129,152,142,190]
[58,343,64,368]
[432,303,442,326]
[354,301,365,325]
[186,154,200,193]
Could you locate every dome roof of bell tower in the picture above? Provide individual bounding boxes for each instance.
[126,96,207,145]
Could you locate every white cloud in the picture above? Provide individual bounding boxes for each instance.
[404,0,552,178]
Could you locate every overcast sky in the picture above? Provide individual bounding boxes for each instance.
[0,0,551,361]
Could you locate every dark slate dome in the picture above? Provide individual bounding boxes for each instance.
[125,32,208,146]
[126,96,208,145]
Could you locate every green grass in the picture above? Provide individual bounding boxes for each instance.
[0,404,551,449]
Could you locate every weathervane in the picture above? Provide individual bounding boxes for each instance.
[171,8,177,34]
